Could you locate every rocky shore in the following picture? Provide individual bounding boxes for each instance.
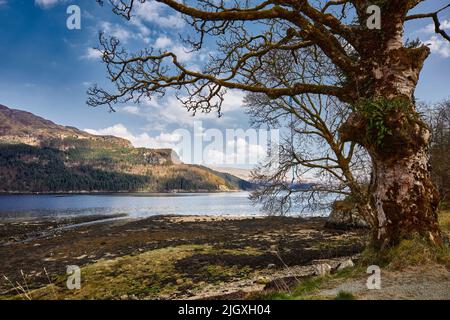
[0,214,366,299]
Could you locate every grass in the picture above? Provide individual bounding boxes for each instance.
[253,266,364,300]
[439,210,450,237]
[358,210,450,270]
[335,291,357,300]
[6,244,261,300]
[255,210,450,300]
[6,211,450,300]
[253,277,326,300]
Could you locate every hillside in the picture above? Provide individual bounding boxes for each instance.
[0,104,251,193]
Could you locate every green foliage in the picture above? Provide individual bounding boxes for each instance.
[335,291,356,300]
[355,97,409,146]
[291,277,325,297]
[404,38,422,49]
[361,235,450,270]
[0,143,244,193]
[0,144,151,192]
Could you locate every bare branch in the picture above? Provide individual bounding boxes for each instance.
[406,3,450,41]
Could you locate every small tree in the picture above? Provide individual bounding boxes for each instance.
[89,0,450,247]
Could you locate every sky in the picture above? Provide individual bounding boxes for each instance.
[0,0,449,168]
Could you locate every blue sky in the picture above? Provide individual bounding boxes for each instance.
[0,0,449,166]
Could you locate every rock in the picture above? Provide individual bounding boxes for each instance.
[326,199,369,229]
[255,276,271,285]
[313,263,332,277]
[337,259,354,270]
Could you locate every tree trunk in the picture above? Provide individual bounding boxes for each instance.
[341,100,442,247]
[371,139,441,247]
[336,5,444,247]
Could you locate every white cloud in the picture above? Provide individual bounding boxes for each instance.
[152,35,194,63]
[221,90,245,111]
[170,45,194,63]
[121,106,140,115]
[99,21,132,43]
[204,137,267,165]
[142,95,198,126]
[420,20,450,34]
[126,89,245,130]
[409,19,450,58]
[134,1,185,29]
[129,17,151,38]
[84,124,182,149]
[82,81,93,87]
[81,47,102,60]
[84,123,267,166]
[426,35,450,58]
[154,36,173,49]
[35,0,60,8]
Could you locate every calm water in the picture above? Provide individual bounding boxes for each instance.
[0,192,331,220]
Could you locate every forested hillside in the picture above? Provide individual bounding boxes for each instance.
[0,104,250,193]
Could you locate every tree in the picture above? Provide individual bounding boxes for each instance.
[243,46,372,222]
[425,100,450,207]
[89,0,450,248]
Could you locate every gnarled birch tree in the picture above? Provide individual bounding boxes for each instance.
[89,0,450,248]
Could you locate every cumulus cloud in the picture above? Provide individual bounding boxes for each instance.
[84,123,268,166]
[426,35,450,58]
[99,21,133,43]
[152,35,194,63]
[133,1,185,29]
[84,124,182,149]
[154,36,173,49]
[420,20,450,34]
[204,137,267,165]
[413,19,450,58]
[135,89,245,128]
[170,45,194,63]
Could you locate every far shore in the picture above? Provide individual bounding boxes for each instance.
[0,189,250,196]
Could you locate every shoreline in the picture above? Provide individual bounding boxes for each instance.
[0,190,249,196]
[0,214,365,299]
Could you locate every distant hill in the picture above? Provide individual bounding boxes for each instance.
[208,166,253,181]
[0,104,252,193]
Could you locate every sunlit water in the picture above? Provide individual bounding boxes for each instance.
[0,192,333,221]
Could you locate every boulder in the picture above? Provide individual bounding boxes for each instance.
[337,259,355,271]
[326,199,369,229]
[313,263,332,277]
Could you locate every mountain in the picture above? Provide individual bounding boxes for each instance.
[208,166,253,181]
[0,104,251,193]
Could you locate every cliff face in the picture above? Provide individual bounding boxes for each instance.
[0,104,250,193]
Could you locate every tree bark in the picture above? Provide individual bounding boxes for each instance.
[371,135,442,247]
[341,101,442,247]
[338,20,443,246]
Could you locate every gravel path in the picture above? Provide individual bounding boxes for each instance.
[318,264,450,300]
